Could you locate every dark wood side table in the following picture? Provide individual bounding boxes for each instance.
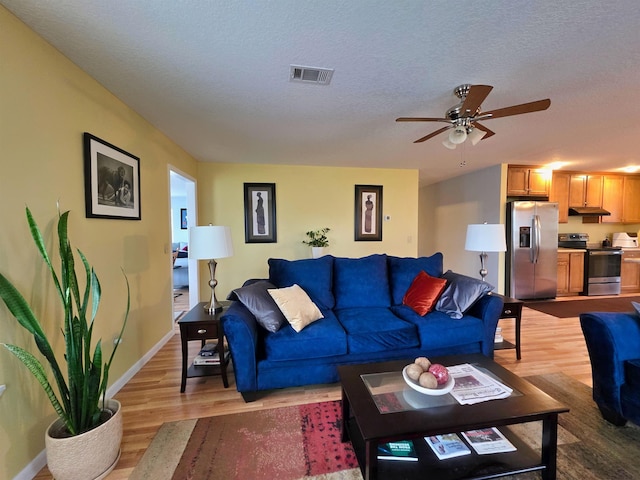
[178,301,231,392]
[490,292,523,360]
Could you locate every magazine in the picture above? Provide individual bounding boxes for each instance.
[425,433,471,460]
[448,364,513,405]
[377,440,418,461]
[193,350,228,366]
[462,427,516,455]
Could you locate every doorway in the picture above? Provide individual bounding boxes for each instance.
[169,167,199,320]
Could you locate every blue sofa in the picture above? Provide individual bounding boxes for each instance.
[221,253,504,401]
[580,311,640,426]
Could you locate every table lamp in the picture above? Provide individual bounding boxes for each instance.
[189,225,234,313]
[465,223,507,281]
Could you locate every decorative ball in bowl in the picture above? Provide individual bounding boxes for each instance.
[402,358,455,396]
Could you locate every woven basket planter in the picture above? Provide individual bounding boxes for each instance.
[45,399,122,480]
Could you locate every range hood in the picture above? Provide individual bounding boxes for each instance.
[568,207,611,216]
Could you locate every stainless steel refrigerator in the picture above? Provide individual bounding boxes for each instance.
[506,201,559,300]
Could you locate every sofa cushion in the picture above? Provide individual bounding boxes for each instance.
[435,270,494,319]
[335,307,419,354]
[268,284,324,332]
[388,254,444,305]
[334,254,391,309]
[263,310,347,361]
[268,256,335,309]
[391,305,484,350]
[230,280,286,333]
[403,271,447,316]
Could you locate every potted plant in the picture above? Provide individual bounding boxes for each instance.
[0,206,130,480]
[302,228,330,258]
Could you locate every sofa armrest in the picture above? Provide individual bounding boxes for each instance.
[467,294,504,358]
[221,302,260,393]
[580,312,640,412]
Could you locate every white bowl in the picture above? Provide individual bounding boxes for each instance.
[402,365,455,396]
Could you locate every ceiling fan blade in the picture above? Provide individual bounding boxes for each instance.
[461,85,493,115]
[481,98,551,120]
[413,126,451,143]
[474,122,495,139]
[396,117,449,123]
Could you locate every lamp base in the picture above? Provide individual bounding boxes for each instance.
[204,259,223,315]
[478,252,488,282]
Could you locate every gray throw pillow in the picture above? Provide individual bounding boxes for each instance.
[435,270,494,319]
[230,280,287,332]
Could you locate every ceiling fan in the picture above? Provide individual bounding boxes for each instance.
[396,84,550,148]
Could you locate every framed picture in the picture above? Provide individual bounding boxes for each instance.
[180,208,188,229]
[354,184,383,241]
[83,133,141,220]
[244,183,277,243]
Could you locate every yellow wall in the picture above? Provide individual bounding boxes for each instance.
[0,8,198,478]
[0,8,421,478]
[195,162,419,299]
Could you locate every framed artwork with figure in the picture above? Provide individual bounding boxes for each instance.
[244,183,277,243]
[354,184,382,241]
[83,132,141,220]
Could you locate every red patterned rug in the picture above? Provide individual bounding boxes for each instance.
[130,400,360,480]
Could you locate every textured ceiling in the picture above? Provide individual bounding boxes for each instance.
[4,1,640,185]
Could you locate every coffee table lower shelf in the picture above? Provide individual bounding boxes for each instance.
[345,418,545,480]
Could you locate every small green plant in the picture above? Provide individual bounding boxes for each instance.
[0,206,129,436]
[302,228,331,247]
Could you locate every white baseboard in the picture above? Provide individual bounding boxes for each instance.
[13,329,176,480]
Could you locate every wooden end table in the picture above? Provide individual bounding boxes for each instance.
[178,301,231,392]
[490,292,523,360]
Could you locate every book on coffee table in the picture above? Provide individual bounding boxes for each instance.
[462,427,516,455]
[377,440,418,461]
[425,433,471,460]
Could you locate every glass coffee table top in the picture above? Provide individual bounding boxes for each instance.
[361,364,521,414]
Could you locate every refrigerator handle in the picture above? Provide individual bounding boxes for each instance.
[532,215,541,264]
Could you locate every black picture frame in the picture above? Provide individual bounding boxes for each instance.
[180,208,187,229]
[244,183,277,243]
[354,184,383,241]
[83,132,141,220]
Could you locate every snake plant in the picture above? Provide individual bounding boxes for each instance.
[0,206,129,436]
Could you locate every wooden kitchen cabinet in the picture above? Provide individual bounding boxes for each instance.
[507,166,550,197]
[557,251,585,296]
[601,175,624,223]
[549,172,570,223]
[622,175,640,223]
[569,174,603,207]
[621,250,640,293]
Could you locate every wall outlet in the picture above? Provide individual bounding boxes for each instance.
[0,385,6,397]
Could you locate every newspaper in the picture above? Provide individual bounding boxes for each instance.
[448,364,513,405]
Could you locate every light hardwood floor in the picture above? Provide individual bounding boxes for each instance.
[34,294,597,479]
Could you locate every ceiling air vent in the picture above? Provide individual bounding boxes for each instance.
[290,65,334,85]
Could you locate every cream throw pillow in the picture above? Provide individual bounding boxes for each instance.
[268,284,324,332]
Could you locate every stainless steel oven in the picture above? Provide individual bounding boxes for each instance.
[584,248,622,296]
[558,233,622,296]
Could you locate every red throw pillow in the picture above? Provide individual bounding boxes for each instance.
[403,271,448,316]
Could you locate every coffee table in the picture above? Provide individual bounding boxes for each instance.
[338,354,569,480]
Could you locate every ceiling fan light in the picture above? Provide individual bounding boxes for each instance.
[468,127,487,146]
[442,138,457,150]
[449,126,467,144]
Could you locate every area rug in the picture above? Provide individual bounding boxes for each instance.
[131,373,640,480]
[525,295,640,318]
[129,400,360,480]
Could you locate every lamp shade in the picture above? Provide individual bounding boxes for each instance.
[449,126,467,145]
[467,127,487,146]
[465,224,506,252]
[188,225,234,260]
